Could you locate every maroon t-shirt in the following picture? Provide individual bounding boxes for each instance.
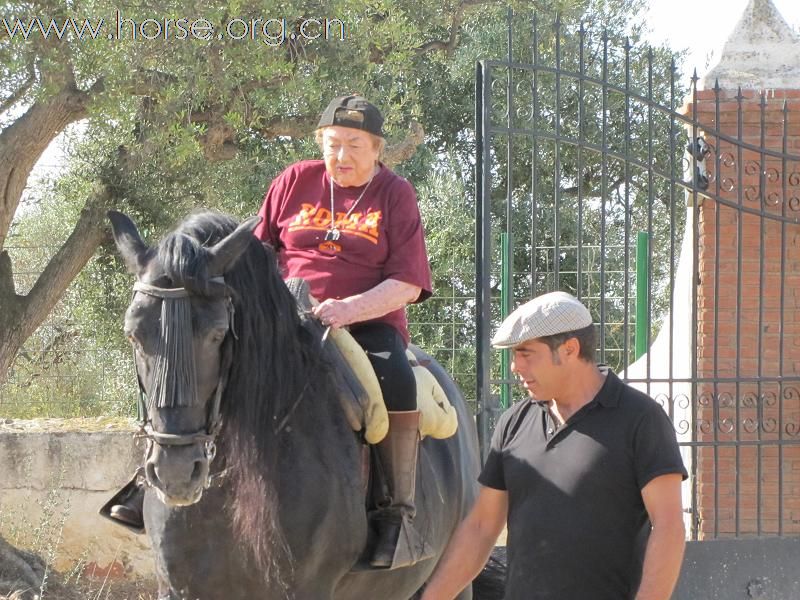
[254,160,432,345]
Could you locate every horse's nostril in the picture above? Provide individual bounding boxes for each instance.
[191,460,204,482]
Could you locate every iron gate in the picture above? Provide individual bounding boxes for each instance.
[475,12,800,544]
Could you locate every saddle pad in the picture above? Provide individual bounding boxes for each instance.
[406,350,459,440]
[329,328,457,441]
[328,327,389,444]
[285,277,457,442]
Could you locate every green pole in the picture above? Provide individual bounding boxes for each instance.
[500,232,513,409]
[635,231,649,360]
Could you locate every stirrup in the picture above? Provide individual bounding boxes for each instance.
[370,512,433,569]
[99,474,145,535]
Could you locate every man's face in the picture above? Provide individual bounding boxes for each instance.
[321,126,379,187]
[510,338,566,400]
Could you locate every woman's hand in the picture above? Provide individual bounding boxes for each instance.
[311,279,423,329]
[313,298,356,329]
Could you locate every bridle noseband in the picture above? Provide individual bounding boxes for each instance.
[131,277,233,473]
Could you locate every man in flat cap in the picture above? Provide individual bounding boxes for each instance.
[422,291,687,600]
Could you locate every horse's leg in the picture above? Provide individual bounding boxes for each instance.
[155,572,182,600]
[156,579,174,600]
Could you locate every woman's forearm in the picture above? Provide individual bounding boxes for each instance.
[312,278,422,328]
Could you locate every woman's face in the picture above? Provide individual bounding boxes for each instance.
[320,126,380,187]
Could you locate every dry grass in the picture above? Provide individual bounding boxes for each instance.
[0,575,157,600]
[0,417,138,433]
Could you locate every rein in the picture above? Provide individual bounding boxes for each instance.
[271,319,330,434]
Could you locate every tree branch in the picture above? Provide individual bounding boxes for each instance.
[251,114,318,139]
[235,75,293,97]
[0,249,18,314]
[0,81,96,250]
[0,65,36,115]
[416,0,496,57]
[384,121,425,167]
[123,69,176,97]
[19,183,113,343]
[200,120,237,162]
[560,175,626,197]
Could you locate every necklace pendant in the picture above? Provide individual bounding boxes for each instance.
[325,228,340,241]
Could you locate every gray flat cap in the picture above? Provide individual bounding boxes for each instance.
[491,291,593,348]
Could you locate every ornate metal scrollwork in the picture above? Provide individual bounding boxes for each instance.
[693,146,800,213]
[696,390,715,435]
[717,392,736,434]
[783,386,800,438]
[514,78,534,122]
[673,393,692,436]
[688,387,799,439]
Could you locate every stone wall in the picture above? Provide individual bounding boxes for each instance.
[0,419,153,579]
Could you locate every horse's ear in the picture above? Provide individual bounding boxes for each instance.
[108,210,150,274]
[207,216,262,277]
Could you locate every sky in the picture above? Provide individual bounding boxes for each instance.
[644,0,800,80]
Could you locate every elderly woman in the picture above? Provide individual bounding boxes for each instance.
[254,95,433,569]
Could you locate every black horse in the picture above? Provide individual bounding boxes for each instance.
[108,210,494,599]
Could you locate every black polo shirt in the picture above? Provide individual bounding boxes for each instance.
[479,368,687,600]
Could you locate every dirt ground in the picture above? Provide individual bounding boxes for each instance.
[1,577,157,600]
[72,577,158,600]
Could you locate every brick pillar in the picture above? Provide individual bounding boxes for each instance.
[690,87,800,538]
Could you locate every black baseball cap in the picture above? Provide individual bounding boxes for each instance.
[317,95,384,138]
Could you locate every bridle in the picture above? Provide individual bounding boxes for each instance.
[129,273,330,486]
[130,277,234,472]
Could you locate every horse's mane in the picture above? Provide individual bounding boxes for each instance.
[156,211,334,589]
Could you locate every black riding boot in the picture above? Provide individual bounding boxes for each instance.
[100,475,146,533]
[111,488,145,527]
[370,410,432,569]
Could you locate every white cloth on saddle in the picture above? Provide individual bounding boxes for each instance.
[328,327,458,443]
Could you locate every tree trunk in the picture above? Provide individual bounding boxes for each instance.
[0,70,108,385]
[0,81,94,251]
[0,184,111,386]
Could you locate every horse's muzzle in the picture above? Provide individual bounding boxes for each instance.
[145,441,211,506]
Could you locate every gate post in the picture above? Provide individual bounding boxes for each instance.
[686,0,800,539]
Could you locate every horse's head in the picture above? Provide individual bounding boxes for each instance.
[108,210,259,506]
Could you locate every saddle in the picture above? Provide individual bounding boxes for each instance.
[285,278,458,444]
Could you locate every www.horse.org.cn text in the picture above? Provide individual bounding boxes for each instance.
[0,11,347,46]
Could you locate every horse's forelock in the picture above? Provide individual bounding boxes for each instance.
[154,212,242,294]
[150,294,197,409]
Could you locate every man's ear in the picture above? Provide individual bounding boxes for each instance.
[562,336,581,360]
